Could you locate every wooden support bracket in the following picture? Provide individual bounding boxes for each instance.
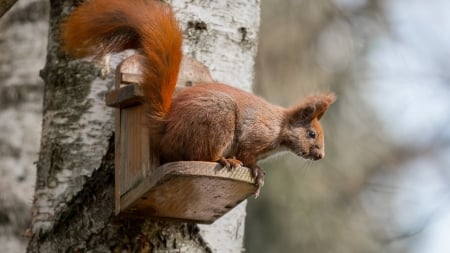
[106,54,257,223]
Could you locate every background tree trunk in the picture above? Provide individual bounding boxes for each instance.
[0,0,48,252]
[27,0,260,252]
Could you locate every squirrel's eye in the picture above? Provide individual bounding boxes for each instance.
[308,130,316,139]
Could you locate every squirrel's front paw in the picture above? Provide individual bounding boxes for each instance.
[217,157,243,170]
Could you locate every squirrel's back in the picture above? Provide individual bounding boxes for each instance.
[160,83,285,162]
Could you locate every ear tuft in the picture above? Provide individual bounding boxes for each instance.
[288,92,336,123]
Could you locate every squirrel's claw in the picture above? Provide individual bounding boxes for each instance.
[250,166,265,198]
[217,157,243,171]
[217,158,264,197]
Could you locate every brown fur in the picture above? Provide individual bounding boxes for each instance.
[62,0,336,192]
[161,84,335,168]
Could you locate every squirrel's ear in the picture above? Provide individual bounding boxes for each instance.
[289,92,336,123]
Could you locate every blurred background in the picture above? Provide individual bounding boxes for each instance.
[1,0,449,252]
[247,0,450,252]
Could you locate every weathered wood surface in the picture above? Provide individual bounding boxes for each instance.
[120,161,257,223]
[110,54,159,214]
[105,83,145,108]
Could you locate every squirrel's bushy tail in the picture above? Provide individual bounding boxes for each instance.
[62,0,183,115]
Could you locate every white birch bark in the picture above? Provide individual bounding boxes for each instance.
[28,0,260,252]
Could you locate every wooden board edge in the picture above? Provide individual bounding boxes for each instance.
[105,84,145,108]
[118,161,256,213]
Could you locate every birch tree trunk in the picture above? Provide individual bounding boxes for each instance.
[27,0,260,252]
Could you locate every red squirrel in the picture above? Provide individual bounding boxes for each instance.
[62,0,335,196]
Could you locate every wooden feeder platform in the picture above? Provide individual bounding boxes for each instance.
[105,55,257,223]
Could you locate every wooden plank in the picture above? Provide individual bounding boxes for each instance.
[176,56,214,88]
[105,84,145,108]
[122,73,143,84]
[114,106,122,215]
[118,54,145,76]
[113,54,147,214]
[120,106,146,195]
[119,161,257,223]
[114,59,123,215]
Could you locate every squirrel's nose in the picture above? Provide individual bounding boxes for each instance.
[311,150,324,160]
[313,153,323,160]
